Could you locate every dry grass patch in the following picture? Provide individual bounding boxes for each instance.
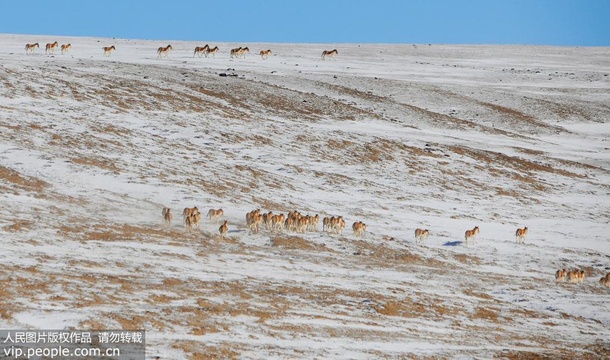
[462,289,494,300]
[451,145,583,179]
[0,165,49,193]
[454,253,482,265]
[375,298,462,319]
[109,312,167,331]
[480,101,564,133]
[172,341,240,360]
[271,236,333,252]
[80,223,177,242]
[70,156,120,172]
[3,220,36,232]
[472,307,500,321]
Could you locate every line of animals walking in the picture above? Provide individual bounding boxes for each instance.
[163,205,609,288]
[555,268,610,288]
[23,41,339,60]
[161,206,522,246]
[161,206,364,241]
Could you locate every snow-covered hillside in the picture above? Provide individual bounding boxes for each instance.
[1,33,609,359]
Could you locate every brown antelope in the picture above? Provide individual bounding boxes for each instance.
[230,47,241,58]
[328,216,345,234]
[327,216,345,234]
[297,217,310,233]
[414,228,430,244]
[60,44,71,55]
[271,214,285,232]
[103,46,116,57]
[246,209,265,233]
[352,221,366,236]
[308,214,320,232]
[45,41,59,54]
[205,46,219,57]
[555,269,567,282]
[25,43,39,54]
[191,212,202,229]
[231,47,249,59]
[567,269,585,283]
[207,208,224,224]
[184,214,194,231]
[219,220,228,240]
[321,49,338,60]
[259,49,272,59]
[515,226,528,244]
[193,45,209,57]
[182,206,199,220]
[253,214,264,233]
[284,216,296,232]
[600,273,610,288]
[184,211,201,231]
[162,207,173,227]
[322,217,331,232]
[464,226,480,245]
[239,47,250,58]
[246,209,261,227]
[157,44,173,58]
[262,211,274,231]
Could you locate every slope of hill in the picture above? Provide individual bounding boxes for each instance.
[1,34,609,359]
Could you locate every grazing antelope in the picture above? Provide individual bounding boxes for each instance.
[555,269,567,282]
[25,43,39,54]
[45,41,59,54]
[321,49,338,60]
[157,44,173,58]
[207,208,224,224]
[515,226,528,244]
[600,273,610,288]
[60,44,71,55]
[103,46,116,57]
[414,228,430,244]
[352,221,366,236]
[464,226,480,245]
[162,207,173,227]
[205,46,219,57]
[193,45,209,57]
[259,49,272,59]
[219,220,228,240]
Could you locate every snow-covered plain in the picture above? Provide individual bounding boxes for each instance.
[0,33,609,359]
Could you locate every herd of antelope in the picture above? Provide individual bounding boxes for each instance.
[162,205,609,289]
[23,41,339,61]
[161,205,530,247]
[162,206,364,240]
[555,269,610,288]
